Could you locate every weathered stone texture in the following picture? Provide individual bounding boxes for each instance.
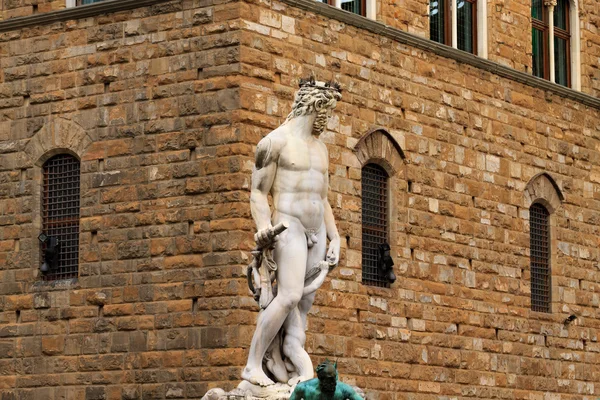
[0,0,250,398]
[237,1,600,399]
[0,0,600,399]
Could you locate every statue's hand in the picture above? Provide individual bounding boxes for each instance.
[255,226,276,249]
[326,236,340,267]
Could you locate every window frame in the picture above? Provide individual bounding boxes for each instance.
[531,0,573,87]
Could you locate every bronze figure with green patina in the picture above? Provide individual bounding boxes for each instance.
[289,360,363,400]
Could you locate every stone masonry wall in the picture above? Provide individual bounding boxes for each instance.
[0,1,251,398]
[0,0,600,399]
[239,1,600,398]
[1,0,66,19]
[2,0,599,95]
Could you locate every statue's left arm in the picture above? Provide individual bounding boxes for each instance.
[322,146,340,266]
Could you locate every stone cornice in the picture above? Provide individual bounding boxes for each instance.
[0,0,597,109]
[0,0,171,33]
[281,0,600,110]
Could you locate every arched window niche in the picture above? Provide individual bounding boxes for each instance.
[354,128,406,288]
[23,118,92,282]
[524,173,564,313]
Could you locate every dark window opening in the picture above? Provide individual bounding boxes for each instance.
[530,203,551,313]
[361,164,390,288]
[532,0,549,79]
[340,0,366,16]
[77,0,107,4]
[430,0,449,45]
[554,0,570,87]
[457,0,477,53]
[41,154,81,281]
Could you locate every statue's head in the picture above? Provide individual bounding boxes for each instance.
[316,359,338,393]
[286,76,342,135]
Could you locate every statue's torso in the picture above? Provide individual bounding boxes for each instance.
[271,133,328,231]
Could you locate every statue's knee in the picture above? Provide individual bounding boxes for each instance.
[280,292,301,311]
[283,336,303,355]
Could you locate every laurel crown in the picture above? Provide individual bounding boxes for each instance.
[299,76,342,93]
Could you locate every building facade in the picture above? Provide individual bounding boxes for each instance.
[0,0,599,399]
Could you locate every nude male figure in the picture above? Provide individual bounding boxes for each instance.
[242,79,342,387]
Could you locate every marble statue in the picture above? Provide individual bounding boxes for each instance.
[289,360,364,400]
[243,77,342,390]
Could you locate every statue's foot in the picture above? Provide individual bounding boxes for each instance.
[242,367,275,387]
[288,375,309,386]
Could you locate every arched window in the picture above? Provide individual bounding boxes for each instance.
[41,154,81,281]
[361,163,389,287]
[530,203,551,312]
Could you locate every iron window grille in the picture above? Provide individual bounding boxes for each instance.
[361,164,390,288]
[41,154,81,281]
[530,203,551,313]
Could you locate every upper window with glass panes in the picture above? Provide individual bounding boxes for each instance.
[429,0,477,55]
[66,0,107,6]
[531,0,572,87]
[320,0,367,17]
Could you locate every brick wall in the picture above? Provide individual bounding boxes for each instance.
[2,0,599,95]
[240,1,600,398]
[1,0,66,19]
[0,1,251,398]
[0,0,600,399]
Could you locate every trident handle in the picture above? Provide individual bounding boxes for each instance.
[255,221,289,250]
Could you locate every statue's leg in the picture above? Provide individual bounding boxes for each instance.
[265,333,289,383]
[282,307,313,385]
[242,218,307,387]
[299,224,327,330]
[283,224,327,385]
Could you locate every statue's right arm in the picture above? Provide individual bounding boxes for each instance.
[251,137,279,232]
